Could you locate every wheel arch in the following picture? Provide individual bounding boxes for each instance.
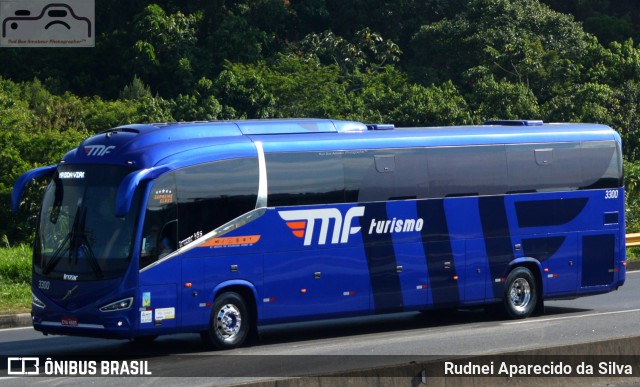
[210,280,258,329]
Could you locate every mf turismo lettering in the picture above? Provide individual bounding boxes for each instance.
[279,206,424,246]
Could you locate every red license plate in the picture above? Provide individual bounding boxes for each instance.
[61,317,78,326]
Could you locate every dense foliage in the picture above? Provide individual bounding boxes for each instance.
[3,0,640,243]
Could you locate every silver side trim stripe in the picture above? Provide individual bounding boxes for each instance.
[255,141,268,209]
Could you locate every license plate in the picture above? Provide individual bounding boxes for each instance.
[61,317,78,326]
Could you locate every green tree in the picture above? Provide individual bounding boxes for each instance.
[298,28,402,73]
[410,0,592,94]
[213,64,276,119]
[120,76,152,100]
[130,4,202,96]
[172,78,224,121]
[468,75,541,121]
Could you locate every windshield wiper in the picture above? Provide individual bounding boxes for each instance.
[42,206,104,279]
[42,206,80,275]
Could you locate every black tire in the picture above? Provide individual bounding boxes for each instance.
[502,267,537,319]
[201,292,250,350]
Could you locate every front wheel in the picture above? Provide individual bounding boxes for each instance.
[201,292,250,350]
[502,267,537,319]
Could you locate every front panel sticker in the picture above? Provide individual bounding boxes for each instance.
[142,292,151,307]
[140,311,152,324]
[154,307,175,321]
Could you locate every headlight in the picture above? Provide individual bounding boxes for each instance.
[99,297,133,312]
[32,292,46,309]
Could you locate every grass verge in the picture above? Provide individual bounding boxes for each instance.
[627,247,640,262]
[0,245,31,314]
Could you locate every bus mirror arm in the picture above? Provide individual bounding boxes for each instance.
[11,165,56,213]
[115,165,172,217]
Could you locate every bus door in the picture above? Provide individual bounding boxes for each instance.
[138,173,180,331]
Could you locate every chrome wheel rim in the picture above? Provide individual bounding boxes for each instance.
[509,278,531,312]
[214,304,242,341]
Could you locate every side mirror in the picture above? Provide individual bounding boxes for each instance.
[115,165,171,217]
[12,165,56,212]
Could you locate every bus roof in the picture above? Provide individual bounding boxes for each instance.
[63,119,619,170]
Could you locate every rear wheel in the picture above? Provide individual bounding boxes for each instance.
[502,267,537,319]
[201,292,249,350]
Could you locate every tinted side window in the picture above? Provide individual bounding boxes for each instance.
[581,141,623,189]
[344,149,429,202]
[266,152,344,206]
[176,158,258,247]
[140,172,177,269]
[427,145,507,198]
[507,143,584,193]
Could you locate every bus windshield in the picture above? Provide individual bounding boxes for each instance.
[34,165,138,280]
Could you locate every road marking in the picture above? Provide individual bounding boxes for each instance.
[502,308,640,325]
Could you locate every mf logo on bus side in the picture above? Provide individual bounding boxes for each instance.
[279,207,364,246]
[278,206,424,246]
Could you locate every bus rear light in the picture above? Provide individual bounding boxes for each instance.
[623,262,627,267]
[99,297,133,312]
[32,292,46,309]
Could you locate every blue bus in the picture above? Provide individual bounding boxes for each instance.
[12,119,626,349]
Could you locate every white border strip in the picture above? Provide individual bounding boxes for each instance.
[254,140,268,209]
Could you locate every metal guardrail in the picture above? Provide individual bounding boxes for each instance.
[627,233,640,248]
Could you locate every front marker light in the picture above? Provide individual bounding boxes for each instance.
[99,297,133,312]
[32,292,46,309]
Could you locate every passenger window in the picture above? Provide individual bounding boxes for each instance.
[580,141,623,189]
[427,145,507,198]
[140,173,177,269]
[267,152,344,206]
[344,149,428,202]
[176,158,259,246]
[507,143,583,193]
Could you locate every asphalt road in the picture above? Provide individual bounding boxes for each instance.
[0,271,639,386]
